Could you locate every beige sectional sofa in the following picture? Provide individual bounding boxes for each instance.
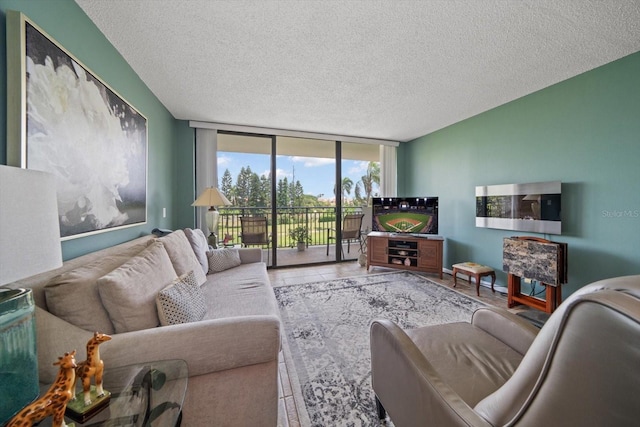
[6,229,282,426]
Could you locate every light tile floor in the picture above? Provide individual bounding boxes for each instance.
[271,261,519,427]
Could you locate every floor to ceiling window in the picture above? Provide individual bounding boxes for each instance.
[339,142,380,261]
[203,127,390,268]
[216,132,273,266]
[275,136,336,266]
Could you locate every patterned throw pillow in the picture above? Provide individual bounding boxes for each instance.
[207,248,241,274]
[156,270,207,326]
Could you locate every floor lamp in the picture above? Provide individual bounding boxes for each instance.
[192,187,231,248]
[0,165,62,423]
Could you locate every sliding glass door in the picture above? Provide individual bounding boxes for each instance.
[216,133,273,266]
[275,136,336,266]
[339,142,380,261]
[214,131,381,267]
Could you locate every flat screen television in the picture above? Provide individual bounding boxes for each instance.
[372,197,438,235]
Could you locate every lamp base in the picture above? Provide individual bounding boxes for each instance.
[208,233,218,249]
[205,210,220,248]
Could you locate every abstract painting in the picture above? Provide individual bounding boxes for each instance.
[7,12,147,240]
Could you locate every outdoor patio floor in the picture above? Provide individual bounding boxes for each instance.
[250,242,363,267]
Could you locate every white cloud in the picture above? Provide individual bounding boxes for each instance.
[267,169,292,180]
[217,155,232,166]
[348,161,369,175]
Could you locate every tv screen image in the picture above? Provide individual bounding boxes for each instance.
[372,197,438,235]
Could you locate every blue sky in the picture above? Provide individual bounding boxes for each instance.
[218,152,377,201]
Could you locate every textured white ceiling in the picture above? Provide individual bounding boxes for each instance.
[75,0,640,142]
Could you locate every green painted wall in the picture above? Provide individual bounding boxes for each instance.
[0,0,195,260]
[399,52,640,296]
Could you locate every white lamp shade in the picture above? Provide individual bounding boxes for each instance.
[192,187,231,207]
[0,166,62,285]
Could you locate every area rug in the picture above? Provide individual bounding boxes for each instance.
[274,271,486,427]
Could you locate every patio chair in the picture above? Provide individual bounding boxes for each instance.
[326,213,365,257]
[240,216,271,263]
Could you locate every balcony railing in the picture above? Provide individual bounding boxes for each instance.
[217,206,363,248]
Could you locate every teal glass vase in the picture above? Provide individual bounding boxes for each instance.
[0,288,39,424]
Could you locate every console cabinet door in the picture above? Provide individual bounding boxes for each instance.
[368,236,387,264]
[418,240,440,269]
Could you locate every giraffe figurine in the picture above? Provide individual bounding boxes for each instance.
[72,332,112,406]
[6,351,77,427]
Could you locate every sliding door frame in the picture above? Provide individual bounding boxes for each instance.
[215,130,378,268]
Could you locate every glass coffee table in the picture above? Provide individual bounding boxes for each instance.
[39,359,188,427]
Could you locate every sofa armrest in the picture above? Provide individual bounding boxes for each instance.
[102,315,281,377]
[35,306,280,382]
[471,307,539,355]
[238,248,262,264]
[370,319,492,427]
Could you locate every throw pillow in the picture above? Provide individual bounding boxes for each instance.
[44,240,150,334]
[207,248,241,274]
[45,262,119,334]
[184,228,209,275]
[158,230,207,286]
[156,270,207,326]
[97,242,178,333]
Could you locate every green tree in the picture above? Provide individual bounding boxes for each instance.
[291,180,304,210]
[334,177,354,205]
[221,169,235,204]
[360,162,380,206]
[248,172,262,208]
[277,177,290,208]
[235,166,254,206]
[354,181,364,205]
[302,194,320,207]
[260,174,271,207]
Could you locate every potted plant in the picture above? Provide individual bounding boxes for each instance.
[289,226,310,251]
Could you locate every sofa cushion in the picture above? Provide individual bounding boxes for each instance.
[207,248,242,273]
[45,261,118,334]
[184,228,209,275]
[97,242,177,333]
[43,241,150,333]
[158,230,206,286]
[156,270,207,326]
[201,263,280,320]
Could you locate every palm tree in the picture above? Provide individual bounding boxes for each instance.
[354,182,363,205]
[333,177,354,205]
[360,162,380,206]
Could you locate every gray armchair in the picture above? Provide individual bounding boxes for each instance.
[370,275,640,426]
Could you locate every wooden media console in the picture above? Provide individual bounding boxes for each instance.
[367,231,443,278]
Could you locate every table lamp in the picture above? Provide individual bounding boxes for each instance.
[192,187,231,248]
[0,165,62,423]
